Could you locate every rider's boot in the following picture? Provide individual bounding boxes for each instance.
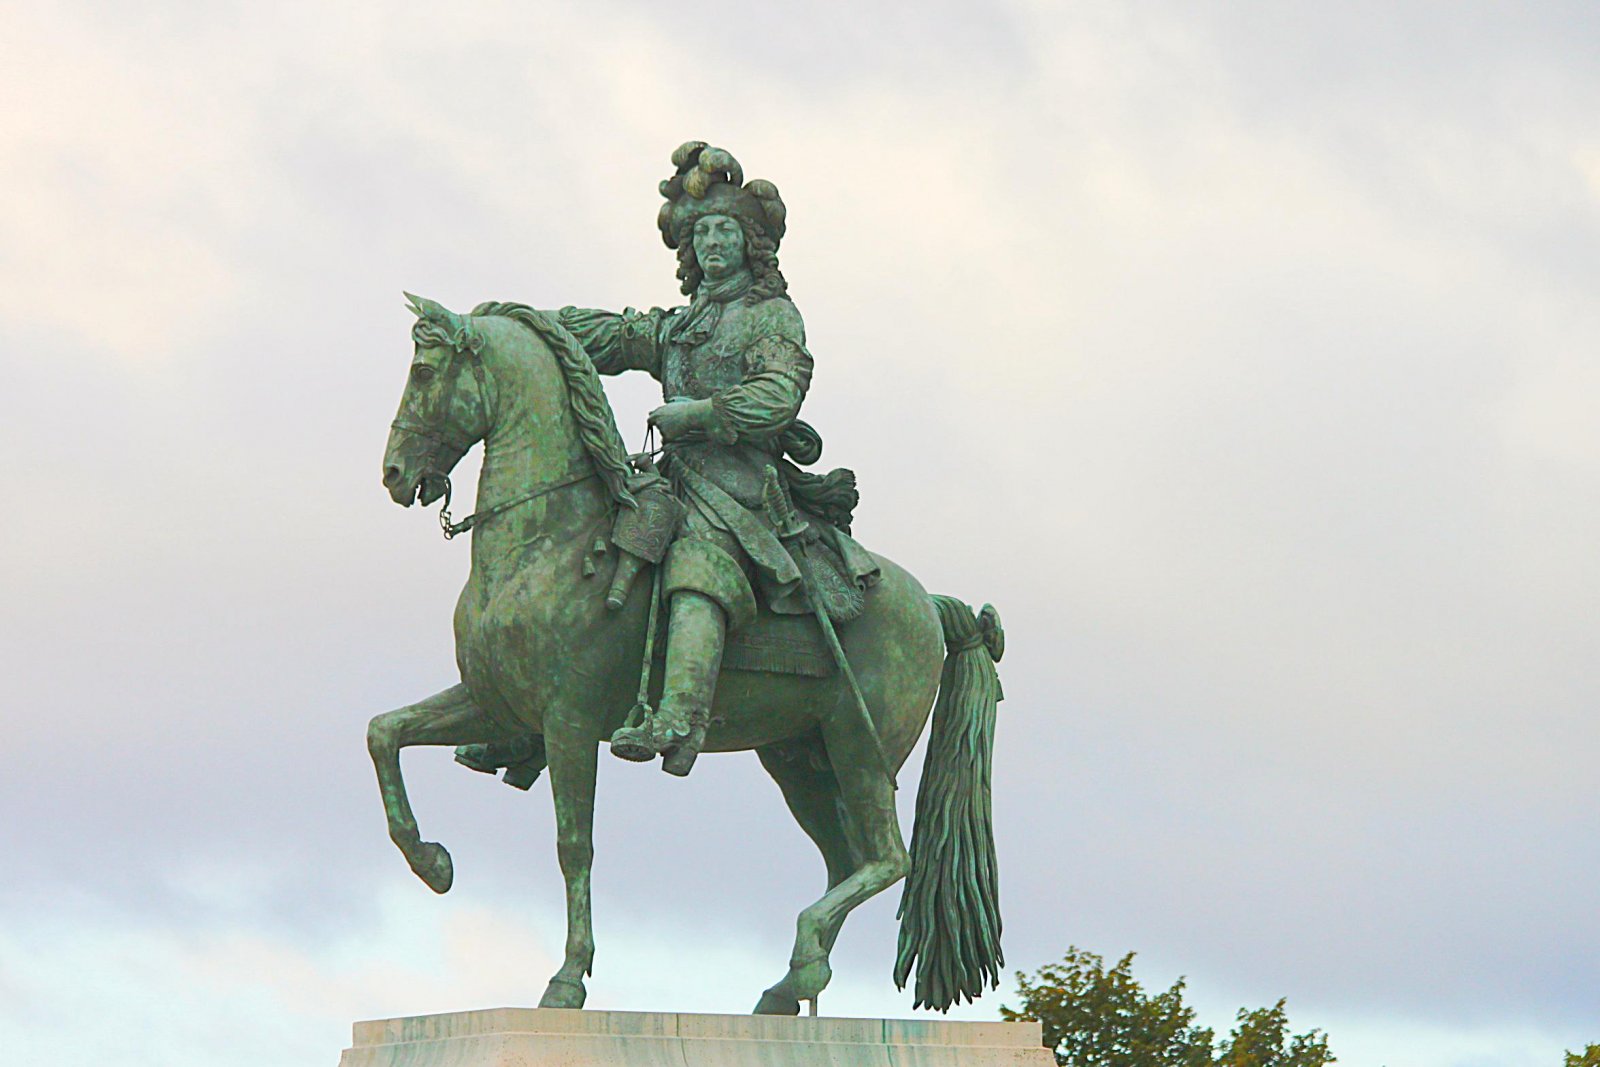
[652,590,727,777]
[455,735,547,789]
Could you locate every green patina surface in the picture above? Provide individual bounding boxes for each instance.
[366,142,1009,1015]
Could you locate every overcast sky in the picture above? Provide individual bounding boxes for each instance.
[2,3,1598,1065]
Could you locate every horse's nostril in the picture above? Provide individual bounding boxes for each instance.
[383,465,402,487]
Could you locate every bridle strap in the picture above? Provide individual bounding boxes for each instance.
[389,418,474,458]
[398,322,599,540]
[390,338,495,536]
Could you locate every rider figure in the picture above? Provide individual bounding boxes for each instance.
[556,142,877,776]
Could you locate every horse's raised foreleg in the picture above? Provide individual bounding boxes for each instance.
[756,719,909,1015]
[367,683,510,893]
[536,709,600,1009]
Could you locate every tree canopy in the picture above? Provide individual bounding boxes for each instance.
[1000,947,1334,1067]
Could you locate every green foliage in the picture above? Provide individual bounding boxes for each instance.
[1566,1044,1600,1067]
[1216,1000,1333,1067]
[1000,948,1216,1067]
[1002,948,1333,1067]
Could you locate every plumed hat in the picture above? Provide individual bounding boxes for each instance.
[657,141,786,250]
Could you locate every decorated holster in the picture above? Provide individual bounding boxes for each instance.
[605,469,686,611]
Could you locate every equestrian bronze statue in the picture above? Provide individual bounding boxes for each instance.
[368,142,1007,1015]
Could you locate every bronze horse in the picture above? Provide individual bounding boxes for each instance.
[369,296,1005,1013]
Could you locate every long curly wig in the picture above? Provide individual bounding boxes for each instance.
[659,141,789,303]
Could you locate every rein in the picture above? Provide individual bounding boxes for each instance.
[436,465,599,540]
[390,413,601,542]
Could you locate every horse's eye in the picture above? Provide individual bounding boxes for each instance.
[411,364,437,384]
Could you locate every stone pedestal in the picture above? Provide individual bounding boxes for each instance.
[338,1007,1056,1066]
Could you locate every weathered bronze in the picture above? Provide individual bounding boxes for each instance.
[368,143,1008,1014]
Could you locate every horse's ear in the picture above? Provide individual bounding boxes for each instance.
[403,292,457,330]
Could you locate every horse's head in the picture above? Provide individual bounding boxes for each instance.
[383,293,492,508]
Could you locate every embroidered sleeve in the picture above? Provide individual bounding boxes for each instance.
[555,306,673,379]
[708,334,815,444]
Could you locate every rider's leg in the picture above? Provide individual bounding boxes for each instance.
[653,590,726,776]
[649,530,755,776]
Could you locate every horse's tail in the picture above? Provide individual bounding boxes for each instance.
[893,594,1006,1011]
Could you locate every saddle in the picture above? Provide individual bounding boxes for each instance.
[725,606,834,678]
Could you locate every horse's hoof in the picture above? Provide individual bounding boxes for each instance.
[753,988,801,1015]
[410,841,454,894]
[539,975,587,1009]
[789,956,832,1002]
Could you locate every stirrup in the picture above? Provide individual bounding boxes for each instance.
[608,724,657,763]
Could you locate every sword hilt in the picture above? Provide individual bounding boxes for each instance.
[761,466,808,540]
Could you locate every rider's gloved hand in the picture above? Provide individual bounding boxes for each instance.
[648,397,718,442]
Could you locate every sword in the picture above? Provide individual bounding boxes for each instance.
[761,467,896,788]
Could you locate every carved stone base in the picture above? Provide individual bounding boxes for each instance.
[337,1007,1055,1066]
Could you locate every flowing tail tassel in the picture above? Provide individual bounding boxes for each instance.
[894,595,1006,1011]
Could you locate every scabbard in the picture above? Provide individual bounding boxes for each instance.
[760,464,895,787]
[798,547,896,788]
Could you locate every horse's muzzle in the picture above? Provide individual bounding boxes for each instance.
[384,468,423,507]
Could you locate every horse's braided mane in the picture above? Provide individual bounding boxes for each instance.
[471,301,636,510]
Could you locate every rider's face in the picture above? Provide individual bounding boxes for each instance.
[692,214,746,282]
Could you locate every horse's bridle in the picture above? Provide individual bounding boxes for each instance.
[392,323,597,540]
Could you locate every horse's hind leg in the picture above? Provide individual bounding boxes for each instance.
[755,720,909,1014]
[754,739,861,1015]
[758,739,859,891]
[367,683,511,893]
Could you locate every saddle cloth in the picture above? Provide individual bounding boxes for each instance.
[724,609,835,678]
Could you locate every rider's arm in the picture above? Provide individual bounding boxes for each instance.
[706,299,813,443]
[554,306,675,379]
[650,334,812,445]
[708,334,814,444]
